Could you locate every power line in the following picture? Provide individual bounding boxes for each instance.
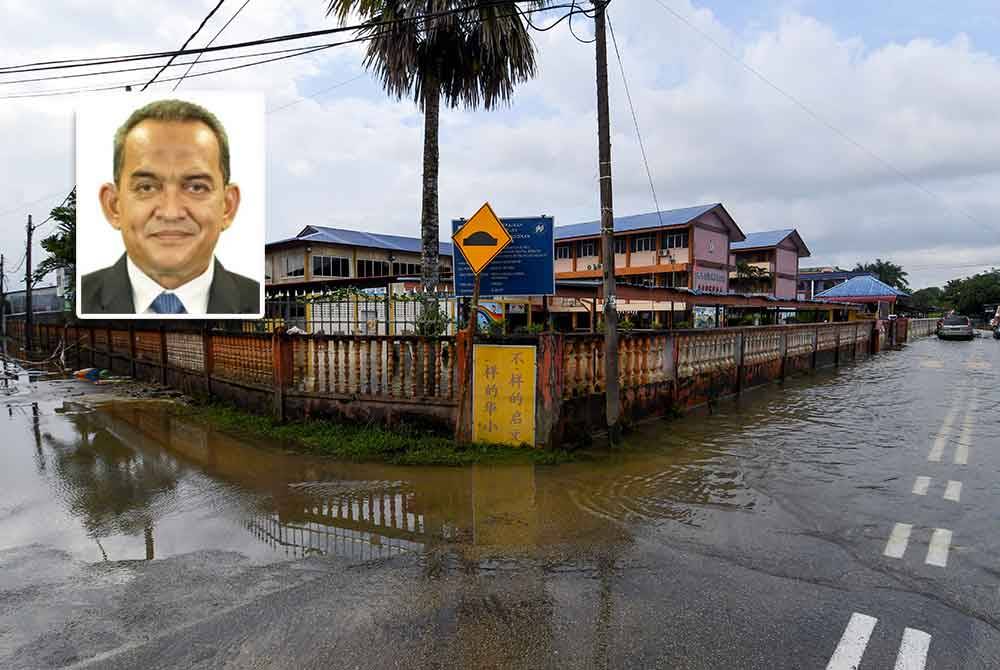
[174,0,253,91]
[143,0,228,90]
[266,73,367,114]
[607,12,663,227]
[0,189,70,219]
[649,0,994,235]
[0,3,582,100]
[0,1,568,75]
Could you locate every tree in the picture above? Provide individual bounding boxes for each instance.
[733,260,771,293]
[33,188,76,304]
[853,258,909,290]
[323,0,546,329]
[908,286,947,314]
[942,269,1000,316]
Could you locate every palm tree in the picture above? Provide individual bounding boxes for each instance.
[323,0,547,329]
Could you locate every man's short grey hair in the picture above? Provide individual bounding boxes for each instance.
[113,99,231,185]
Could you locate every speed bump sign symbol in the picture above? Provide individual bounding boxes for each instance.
[452,202,512,275]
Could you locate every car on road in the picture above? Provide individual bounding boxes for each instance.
[937,314,974,340]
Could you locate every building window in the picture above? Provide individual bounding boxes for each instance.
[614,237,627,254]
[662,231,689,249]
[392,261,421,276]
[556,244,572,260]
[630,235,654,252]
[578,240,597,257]
[312,255,351,278]
[284,255,304,278]
[356,260,390,278]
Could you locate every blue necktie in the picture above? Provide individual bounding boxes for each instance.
[150,292,187,314]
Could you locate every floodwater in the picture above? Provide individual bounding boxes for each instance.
[1,334,997,570]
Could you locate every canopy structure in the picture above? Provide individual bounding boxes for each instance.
[814,275,908,304]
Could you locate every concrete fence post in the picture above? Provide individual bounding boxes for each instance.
[780,330,788,380]
[535,333,565,448]
[834,327,841,367]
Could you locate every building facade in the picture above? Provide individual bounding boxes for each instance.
[265,226,454,290]
[729,229,810,299]
[797,268,872,301]
[552,203,744,293]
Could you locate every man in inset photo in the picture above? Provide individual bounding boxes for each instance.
[81,99,260,315]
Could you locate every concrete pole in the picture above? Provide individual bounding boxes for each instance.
[594,0,620,442]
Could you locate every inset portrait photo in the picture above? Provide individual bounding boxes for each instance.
[75,92,265,319]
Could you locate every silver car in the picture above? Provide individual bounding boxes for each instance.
[937,315,974,340]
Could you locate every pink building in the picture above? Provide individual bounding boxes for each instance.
[554,203,744,292]
[729,229,810,299]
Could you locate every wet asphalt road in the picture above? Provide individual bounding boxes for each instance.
[1,334,999,668]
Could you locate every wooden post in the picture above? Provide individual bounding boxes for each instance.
[455,274,479,443]
[202,322,213,398]
[158,325,168,385]
[272,327,291,421]
[128,323,137,378]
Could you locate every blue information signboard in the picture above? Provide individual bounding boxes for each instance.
[452,216,554,297]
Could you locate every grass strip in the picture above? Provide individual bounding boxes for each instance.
[180,401,578,466]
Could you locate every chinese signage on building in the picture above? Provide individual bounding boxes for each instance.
[472,344,536,446]
[693,264,728,294]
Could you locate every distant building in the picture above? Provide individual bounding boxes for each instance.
[4,286,62,315]
[815,274,908,316]
[729,229,810,299]
[265,226,454,291]
[797,267,872,300]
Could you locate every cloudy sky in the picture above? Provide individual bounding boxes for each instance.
[2,0,999,290]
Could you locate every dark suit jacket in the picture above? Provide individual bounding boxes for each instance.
[80,254,261,315]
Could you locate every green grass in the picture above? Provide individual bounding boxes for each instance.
[179,402,578,466]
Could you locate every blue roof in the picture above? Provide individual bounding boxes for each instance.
[731,229,794,250]
[555,204,723,240]
[270,225,453,256]
[815,274,909,298]
[731,228,811,257]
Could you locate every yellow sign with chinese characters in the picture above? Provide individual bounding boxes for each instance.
[452,202,512,275]
[473,344,536,446]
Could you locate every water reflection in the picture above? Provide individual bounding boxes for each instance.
[9,396,755,564]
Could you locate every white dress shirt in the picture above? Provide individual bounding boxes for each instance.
[127,256,215,315]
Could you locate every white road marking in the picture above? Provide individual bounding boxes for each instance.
[926,528,952,567]
[893,627,932,670]
[826,612,878,670]
[943,480,962,502]
[884,523,913,559]
[912,476,930,496]
[928,401,961,462]
[954,397,976,465]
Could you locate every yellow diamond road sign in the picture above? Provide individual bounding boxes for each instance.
[452,202,512,275]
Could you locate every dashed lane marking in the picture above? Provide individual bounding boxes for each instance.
[943,480,962,502]
[826,614,931,670]
[912,476,930,496]
[894,627,931,670]
[884,523,913,559]
[953,396,976,465]
[928,400,962,462]
[826,612,878,670]
[926,528,952,568]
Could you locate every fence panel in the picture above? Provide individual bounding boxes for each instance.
[165,332,205,373]
[212,334,273,387]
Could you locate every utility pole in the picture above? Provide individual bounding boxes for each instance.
[25,214,33,357]
[1,254,7,375]
[594,0,620,442]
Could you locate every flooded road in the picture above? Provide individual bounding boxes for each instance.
[2,335,1000,668]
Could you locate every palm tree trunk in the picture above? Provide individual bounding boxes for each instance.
[420,77,442,322]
